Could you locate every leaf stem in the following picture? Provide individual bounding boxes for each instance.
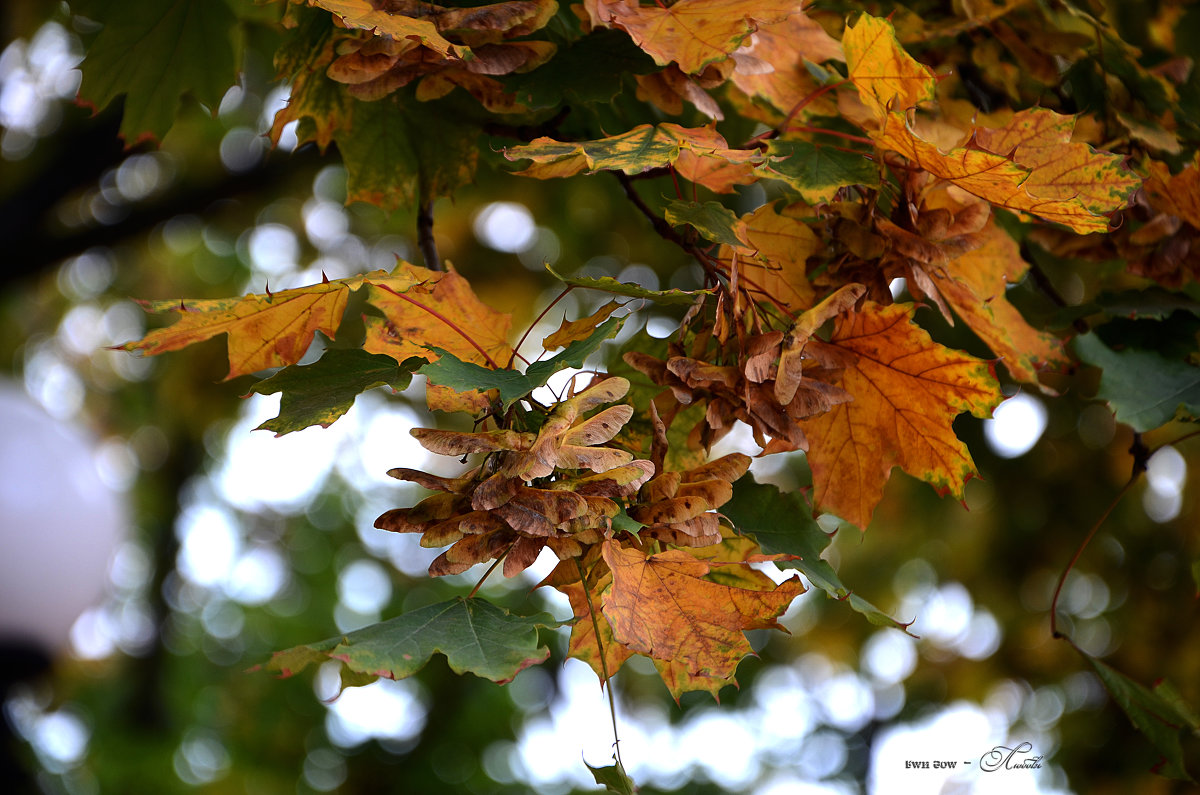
[508,285,575,369]
[777,125,876,147]
[574,557,625,772]
[779,81,849,135]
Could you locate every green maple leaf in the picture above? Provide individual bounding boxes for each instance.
[754,140,879,203]
[418,316,625,410]
[1076,648,1198,781]
[246,349,424,436]
[723,477,914,633]
[337,94,479,210]
[261,597,561,685]
[1074,331,1200,432]
[663,200,741,246]
[75,0,240,142]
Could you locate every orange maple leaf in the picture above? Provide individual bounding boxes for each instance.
[1143,155,1200,229]
[874,112,1119,234]
[553,563,636,682]
[729,12,844,119]
[720,203,820,314]
[600,539,802,680]
[932,213,1068,384]
[800,301,1002,529]
[362,262,513,412]
[543,300,625,350]
[583,0,799,75]
[843,12,937,120]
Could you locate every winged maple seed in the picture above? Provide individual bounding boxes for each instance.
[630,453,751,547]
[374,376,656,577]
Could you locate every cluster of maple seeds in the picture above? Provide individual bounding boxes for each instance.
[375,376,751,576]
[323,0,556,108]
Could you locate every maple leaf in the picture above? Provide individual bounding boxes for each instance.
[1073,332,1200,432]
[270,7,348,150]
[800,302,1002,529]
[842,12,937,120]
[1143,156,1200,230]
[505,124,761,179]
[247,349,424,435]
[118,272,394,380]
[548,264,714,305]
[934,216,1068,384]
[719,202,820,314]
[419,316,625,410]
[582,0,798,75]
[664,200,742,247]
[723,477,914,632]
[552,562,635,682]
[260,597,560,685]
[543,300,625,350]
[1076,647,1200,782]
[728,12,844,118]
[754,140,880,204]
[873,112,1121,234]
[74,0,238,143]
[362,262,513,411]
[600,539,802,680]
[336,95,479,211]
[973,108,1140,216]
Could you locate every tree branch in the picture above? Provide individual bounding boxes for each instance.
[417,196,441,271]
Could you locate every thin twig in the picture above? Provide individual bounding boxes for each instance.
[1049,434,1149,638]
[508,285,575,369]
[614,171,691,251]
[575,557,625,772]
[1049,477,1136,639]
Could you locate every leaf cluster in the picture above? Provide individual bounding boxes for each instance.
[89,0,1200,787]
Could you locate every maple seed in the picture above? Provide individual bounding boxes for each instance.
[376,375,648,578]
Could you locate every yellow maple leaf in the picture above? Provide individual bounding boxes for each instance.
[120,270,404,380]
[542,299,625,350]
[973,108,1140,217]
[843,13,936,120]
[800,301,1002,529]
[874,112,1116,234]
[583,0,798,75]
[600,539,802,679]
[309,0,463,59]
